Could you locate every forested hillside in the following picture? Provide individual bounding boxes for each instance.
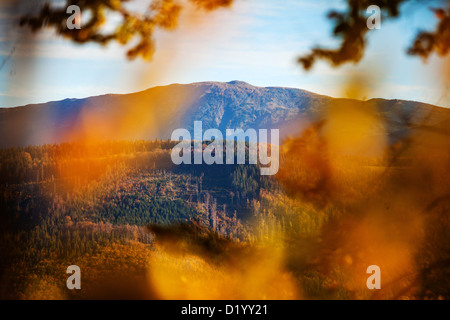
[1,135,449,299]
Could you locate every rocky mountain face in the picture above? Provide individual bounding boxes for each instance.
[0,81,448,148]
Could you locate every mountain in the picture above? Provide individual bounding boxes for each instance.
[0,81,449,148]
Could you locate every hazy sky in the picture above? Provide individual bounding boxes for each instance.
[0,0,448,108]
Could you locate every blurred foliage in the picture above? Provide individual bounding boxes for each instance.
[19,0,234,60]
[298,0,450,70]
[15,0,450,67]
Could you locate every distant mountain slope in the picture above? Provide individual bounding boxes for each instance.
[0,81,448,148]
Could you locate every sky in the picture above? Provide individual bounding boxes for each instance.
[0,0,449,108]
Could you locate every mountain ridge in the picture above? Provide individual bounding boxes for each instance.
[0,81,449,148]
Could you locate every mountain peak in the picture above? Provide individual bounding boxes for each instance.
[227,80,251,86]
